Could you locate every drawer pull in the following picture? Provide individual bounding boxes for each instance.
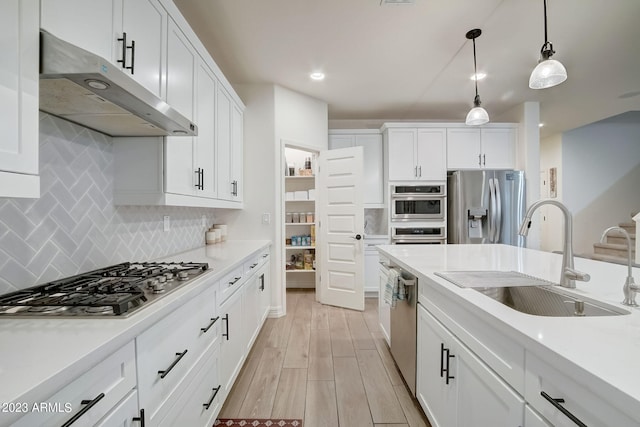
[158,350,188,379]
[259,274,265,291]
[132,408,145,427]
[60,392,105,427]
[540,391,587,427]
[228,276,241,286]
[262,254,269,258]
[201,316,220,333]
[445,349,455,385]
[250,263,259,269]
[222,314,230,340]
[203,385,222,410]
[439,343,446,378]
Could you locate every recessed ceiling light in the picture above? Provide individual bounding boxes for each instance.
[539,123,544,127]
[310,72,325,81]
[470,72,486,81]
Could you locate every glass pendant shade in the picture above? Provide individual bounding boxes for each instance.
[465,105,490,126]
[529,58,567,89]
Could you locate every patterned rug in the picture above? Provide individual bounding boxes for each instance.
[214,420,302,427]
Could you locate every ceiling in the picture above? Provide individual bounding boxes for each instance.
[173,0,640,137]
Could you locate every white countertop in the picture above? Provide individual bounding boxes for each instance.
[0,240,270,426]
[377,243,640,415]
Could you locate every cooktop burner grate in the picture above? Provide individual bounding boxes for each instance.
[0,261,208,317]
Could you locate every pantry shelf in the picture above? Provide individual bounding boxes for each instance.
[285,245,315,250]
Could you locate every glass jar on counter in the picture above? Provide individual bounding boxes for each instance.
[292,212,300,223]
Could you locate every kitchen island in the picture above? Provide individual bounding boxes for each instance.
[0,240,271,427]
[378,243,640,427]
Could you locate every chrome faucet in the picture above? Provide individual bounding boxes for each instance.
[518,199,590,288]
[600,226,638,307]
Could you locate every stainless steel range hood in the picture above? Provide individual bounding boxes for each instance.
[39,30,197,137]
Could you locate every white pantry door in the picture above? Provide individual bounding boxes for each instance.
[317,146,365,311]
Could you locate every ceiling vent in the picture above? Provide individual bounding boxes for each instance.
[380,0,415,5]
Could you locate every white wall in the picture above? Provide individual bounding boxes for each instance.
[539,133,564,252]
[223,84,327,316]
[561,114,640,255]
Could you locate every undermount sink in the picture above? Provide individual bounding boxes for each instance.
[434,270,630,317]
[474,285,630,317]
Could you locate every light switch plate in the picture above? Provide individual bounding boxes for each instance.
[163,215,170,232]
[262,213,271,225]
[201,215,207,228]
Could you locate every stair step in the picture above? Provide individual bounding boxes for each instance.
[619,222,636,234]
[593,242,635,258]
[590,253,640,268]
[607,235,636,245]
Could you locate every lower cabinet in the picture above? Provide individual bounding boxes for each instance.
[94,390,140,427]
[417,303,525,427]
[378,262,391,345]
[219,283,245,395]
[12,342,137,427]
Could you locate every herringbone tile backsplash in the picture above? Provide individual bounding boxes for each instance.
[0,113,217,294]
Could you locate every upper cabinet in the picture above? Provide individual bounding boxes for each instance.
[0,0,40,198]
[329,130,384,207]
[41,0,167,98]
[384,126,447,182]
[447,126,516,170]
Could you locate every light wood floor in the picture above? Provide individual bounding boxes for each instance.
[219,289,431,427]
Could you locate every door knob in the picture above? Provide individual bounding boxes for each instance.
[352,234,362,240]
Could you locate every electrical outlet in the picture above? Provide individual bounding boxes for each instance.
[262,213,271,225]
[163,215,170,232]
[201,215,207,228]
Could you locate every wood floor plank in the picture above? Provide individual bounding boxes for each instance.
[346,311,377,350]
[238,347,285,418]
[334,357,374,427]
[394,385,432,427]
[329,308,355,357]
[271,368,308,419]
[218,354,261,418]
[373,335,404,386]
[374,424,409,427]
[247,317,275,359]
[305,381,339,427]
[311,301,330,329]
[283,320,311,368]
[308,328,334,380]
[357,349,407,424]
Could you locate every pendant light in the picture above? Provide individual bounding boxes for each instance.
[465,29,489,126]
[529,0,567,89]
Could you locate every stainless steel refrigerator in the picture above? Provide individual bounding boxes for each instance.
[447,170,526,246]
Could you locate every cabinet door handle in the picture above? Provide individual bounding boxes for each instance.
[195,168,202,190]
[200,316,220,333]
[158,350,188,379]
[414,166,418,177]
[540,391,587,427]
[418,165,422,177]
[478,154,482,166]
[203,385,222,410]
[126,39,135,74]
[222,313,230,340]
[60,393,105,427]
[132,408,145,427]
[117,32,128,69]
[200,169,205,190]
[259,274,265,291]
[439,343,446,378]
[482,154,486,166]
[445,349,455,385]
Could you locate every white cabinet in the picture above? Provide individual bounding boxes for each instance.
[0,0,39,198]
[447,127,516,170]
[94,390,140,427]
[216,87,244,202]
[378,261,391,345]
[385,127,447,181]
[417,304,525,427]
[219,284,245,394]
[118,0,167,98]
[525,405,553,427]
[12,342,137,427]
[329,131,384,206]
[525,352,638,427]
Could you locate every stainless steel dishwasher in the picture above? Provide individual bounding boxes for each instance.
[390,268,417,396]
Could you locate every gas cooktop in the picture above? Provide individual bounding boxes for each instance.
[0,261,209,318]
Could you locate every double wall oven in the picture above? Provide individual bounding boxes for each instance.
[390,184,446,244]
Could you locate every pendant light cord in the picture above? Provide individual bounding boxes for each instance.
[472,37,479,102]
[543,0,548,44]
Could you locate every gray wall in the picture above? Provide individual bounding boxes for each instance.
[0,113,217,294]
